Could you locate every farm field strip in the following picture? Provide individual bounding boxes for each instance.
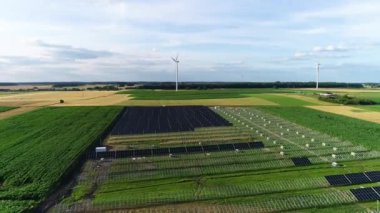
[55,156,378,213]
[307,105,380,124]
[0,107,121,212]
[0,106,16,112]
[108,128,251,142]
[259,106,380,151]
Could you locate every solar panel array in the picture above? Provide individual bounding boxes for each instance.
[92,141,264,159]
[291,157,312,166]
[350,187,380,201]
[111,106,232,135]
[325,171,380,186]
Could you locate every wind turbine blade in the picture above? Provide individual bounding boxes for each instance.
[176,53,179,61]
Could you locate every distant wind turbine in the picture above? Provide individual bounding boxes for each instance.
[316,63,320,89]
[171,54,179,91]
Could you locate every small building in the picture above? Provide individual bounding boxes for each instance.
[319,92,337,98]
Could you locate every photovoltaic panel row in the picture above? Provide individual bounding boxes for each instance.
[111,106,232,135]
[350,187,380,201]
[325,171,380,186]
[291,157,312,166]
[325,175,351,186]
[365,171,380,182]
[345,173,372,184]
[93,141,265,159]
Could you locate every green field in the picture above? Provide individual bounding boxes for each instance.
[120,89,292,100]
[54,106,380,212]
[259,106,380,151]
[0,106,16,113]
[0,107,121,212]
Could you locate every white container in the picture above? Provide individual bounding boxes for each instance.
[95,147,107,153]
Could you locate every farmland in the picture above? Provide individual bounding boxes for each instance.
[118,89,291,100]
[52,106,380,212]
[0,107,121,212]
[0,106,15,113]
[259,106,380,150]
[1,88,380,212]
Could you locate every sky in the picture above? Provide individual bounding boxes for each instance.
[0,0,380,82]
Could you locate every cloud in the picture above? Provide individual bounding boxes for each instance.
[312,45,349,53]
[290,44,352,61]
[35,40,114,61]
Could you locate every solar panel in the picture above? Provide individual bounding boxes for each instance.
[291,157,312,166]
[118,150,134,158]
[218,143,235,151]
[186,146,203,153]
[248,141,264,149]
[233,143,250,150]
[169,147,187,154]
[134,149,152,157]
[152,148,169,156]
[345,173,372,184]
[365,171,380,182]
[111,106,232,135]
[351,187,380,201]
[373,186,380,195]
[325,175,351,186]
[202,145,220,152]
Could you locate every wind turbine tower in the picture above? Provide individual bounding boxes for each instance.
[171,55,180,91]
[316,63,320,89]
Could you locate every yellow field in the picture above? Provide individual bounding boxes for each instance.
[0,91,130,107]
[121,97,277,106]
[0,106,40,120]
[298,88,380,93]
[307,105,380,124]
[0,84,53,90]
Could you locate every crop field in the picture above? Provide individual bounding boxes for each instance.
[119,89,291,100]
[0,107,121,212]
[262,106,380,150]
[0,106,15,113]
[1,88,379,212]
[0,91,130,107]
[53,106,380,212]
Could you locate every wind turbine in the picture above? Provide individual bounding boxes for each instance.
[171,54,179,91]
[316,63,320,89]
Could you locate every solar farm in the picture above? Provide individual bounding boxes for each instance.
[49,105,380,212]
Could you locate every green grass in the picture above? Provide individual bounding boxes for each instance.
[351,92,380,104]
[0,106,16,113]
[251,94,314,106]
[259,106,380,151]
[119,89,292,100]
[358,105,380,112]
[81,157,380,211]
[0,107,121,212]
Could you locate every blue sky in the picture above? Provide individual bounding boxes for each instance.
[0,0,380,82]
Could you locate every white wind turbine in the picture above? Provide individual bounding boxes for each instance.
[171,54,179,91]
[316,63,320,89]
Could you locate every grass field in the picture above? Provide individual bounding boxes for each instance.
[0,106,15,113]
[120,89,292,100]
[0,107,121,212]
[260,106,380,151]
